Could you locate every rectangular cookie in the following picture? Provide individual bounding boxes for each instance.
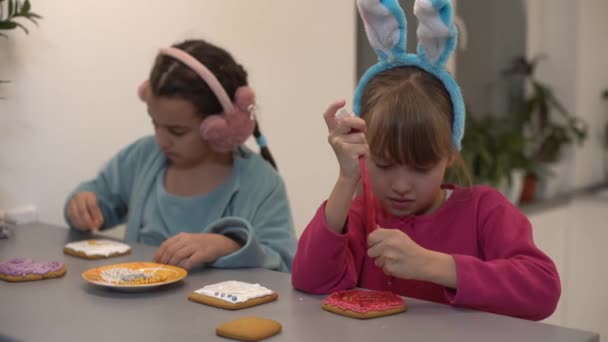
[188,281,278,310]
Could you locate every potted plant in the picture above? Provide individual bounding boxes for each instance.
[0,0,41,37]
[0,0,41,231]
[460,112,533,205]
[1,0,41,97]
[502,56,588,200]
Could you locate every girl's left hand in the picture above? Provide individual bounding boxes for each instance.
[367,228,457,288]
[153,233,241,270]
[367,228,433,280]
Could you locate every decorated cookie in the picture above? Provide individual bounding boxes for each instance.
[188,280,278,310]
[0,258,67,282]
[63,239,131,259]
[98,267,167,285]
[216,316,282,342]
[322,289,407,319]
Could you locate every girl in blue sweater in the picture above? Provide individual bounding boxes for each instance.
[65,39,296,272]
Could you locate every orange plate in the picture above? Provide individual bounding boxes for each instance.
[82,262,187,291]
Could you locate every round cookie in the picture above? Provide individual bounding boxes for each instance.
[188,280,278,310]
[63,239,131,259]
[216,316,282,341]
[321,289,407,319]
[0,258,67,282]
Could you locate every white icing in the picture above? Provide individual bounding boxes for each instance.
[100,268,148,284]
[194,281,274,304]
[65,239,131,256]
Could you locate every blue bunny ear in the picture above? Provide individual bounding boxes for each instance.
[415,0,457,67]
[357,0,408,61]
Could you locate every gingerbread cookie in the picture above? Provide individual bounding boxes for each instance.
[322,289,407,319]
[188,281,278,310]
[216,316,282,341]
[63,239,131,259]
[0,258,67,282]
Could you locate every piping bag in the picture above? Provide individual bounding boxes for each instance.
[338,109,395,286]
[359,157,377,234]
[337,109,377,234]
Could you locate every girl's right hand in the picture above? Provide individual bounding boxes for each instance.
[66,192,104,232]
[323,100,369,181]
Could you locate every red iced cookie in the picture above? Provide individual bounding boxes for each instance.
[322,289,407,319]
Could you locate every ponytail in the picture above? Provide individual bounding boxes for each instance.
[253,120,277,170]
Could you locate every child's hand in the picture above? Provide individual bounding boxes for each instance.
[367,228,457,288]
[367,228,429,279]
[323,100,368,181]
[153,232,241,270]
[66,192,104,232]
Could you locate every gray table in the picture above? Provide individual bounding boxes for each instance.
[0,223,599,342]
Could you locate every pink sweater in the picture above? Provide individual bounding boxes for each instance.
[292,185,561,321]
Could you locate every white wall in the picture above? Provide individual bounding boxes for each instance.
[530,195,608,338]
[525,0,608,335]
[526,0,608,191]
[0,0,356,235]
[573,0,608,187]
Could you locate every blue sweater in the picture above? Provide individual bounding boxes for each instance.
[65,136,296,272]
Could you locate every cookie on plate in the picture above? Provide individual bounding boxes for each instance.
[64,239,131,259]
[0,258,67,282]
[188,280,278,310]
[216,316,282,342]
[321,289,407,319]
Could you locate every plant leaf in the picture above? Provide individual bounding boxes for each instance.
[13,19,28,34]
[21,0,29,13]
[0,20,17,29]
[21,15,38,25]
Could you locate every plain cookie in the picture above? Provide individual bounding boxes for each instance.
[216,316,282,341]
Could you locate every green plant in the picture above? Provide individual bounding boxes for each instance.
[0,1,41,91]
[503,56,588,164]
[461,112,533,187]
[0,0,41,38]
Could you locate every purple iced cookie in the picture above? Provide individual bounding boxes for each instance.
[0,258,65,277]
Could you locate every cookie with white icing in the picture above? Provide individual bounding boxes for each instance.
[188,280,278,310]
[63,239,131,259]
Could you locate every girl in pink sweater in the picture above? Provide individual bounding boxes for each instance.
[291,0,560,321]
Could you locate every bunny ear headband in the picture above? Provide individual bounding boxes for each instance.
[353,0,465,150]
